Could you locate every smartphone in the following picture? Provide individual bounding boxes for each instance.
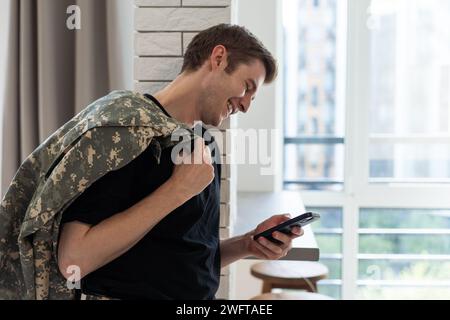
[253,212,320,245]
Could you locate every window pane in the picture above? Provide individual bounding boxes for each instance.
[360,208,450,229]
[369,0,450,135]
[368,0,450,182]
[369,143,450,180]
[359,260,450,281]
[316,234,341,254]
[359,234,450,254]
[359,208,450,298]
[283,0,346,191]
[307,206,342,228]
[307,207,342,299]
[320,258,341,280]
[284,144,344,191]
[284,0,344,137]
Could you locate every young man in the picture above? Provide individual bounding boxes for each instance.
[57,24,304,300]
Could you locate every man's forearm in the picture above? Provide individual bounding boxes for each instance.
[59,179,189,278]
[220,233,253,268]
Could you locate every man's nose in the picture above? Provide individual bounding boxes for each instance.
[239,95,252,113]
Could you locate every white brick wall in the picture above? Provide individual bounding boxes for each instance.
[134,0,234,299]
[135,8,230,31]
[182,32,197,54]
[134,57,183,80]
[183,0,231,6]
[135,0,181,6]
[135,33,181,56]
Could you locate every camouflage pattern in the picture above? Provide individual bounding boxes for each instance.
[0,90,193,300]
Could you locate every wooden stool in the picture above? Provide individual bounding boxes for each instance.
[251,292,334,300]
[250,261,328,293]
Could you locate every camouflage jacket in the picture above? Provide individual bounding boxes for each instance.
[0,90,193,300]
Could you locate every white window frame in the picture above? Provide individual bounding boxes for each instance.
[297,0,450,299]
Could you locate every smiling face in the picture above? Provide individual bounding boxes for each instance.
[198,46,267,126]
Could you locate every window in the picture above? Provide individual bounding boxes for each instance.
[357,209,450,299]
[283,0,450,299]
[283,0,346,192]
[308,206,343,299]
[368,0,450,182]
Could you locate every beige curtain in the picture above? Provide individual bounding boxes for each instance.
[1,0,133,197]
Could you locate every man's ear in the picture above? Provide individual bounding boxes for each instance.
[210,45,228,70]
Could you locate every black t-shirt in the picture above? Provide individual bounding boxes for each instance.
[61,94,221,300]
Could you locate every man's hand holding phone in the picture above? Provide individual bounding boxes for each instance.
[246,214,304,260]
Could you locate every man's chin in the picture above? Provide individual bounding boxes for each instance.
[201,113,228,127]
[205,117,224,128]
